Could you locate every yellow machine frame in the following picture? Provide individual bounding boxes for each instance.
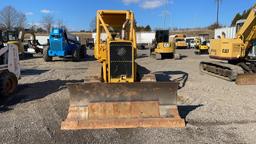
[61,10,185,130]
[209,6,256,60]
[94,10,137,83]
[154,41,175,54]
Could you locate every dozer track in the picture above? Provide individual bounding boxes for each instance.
[61,79,185,130]
[200,61,244,81]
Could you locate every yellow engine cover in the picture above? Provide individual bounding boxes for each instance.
[209,38,245,60]
[155,42,175,54]
[175,41,187,48]
[199,45,209,50]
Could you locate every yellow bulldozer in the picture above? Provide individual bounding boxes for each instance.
[150,30,178,60]
[61,10,185,129]
[200,5,256,85]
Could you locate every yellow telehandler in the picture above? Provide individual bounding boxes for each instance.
[61,10,185,129]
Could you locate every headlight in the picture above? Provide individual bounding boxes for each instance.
[163,43,170,48]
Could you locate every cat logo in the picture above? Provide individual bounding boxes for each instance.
[222,49,229,53]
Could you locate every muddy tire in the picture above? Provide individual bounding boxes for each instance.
[72,48,80,62]
[79,46,86,59]
[156,53,162,60]
[43,47,52,62]
[0,71,18,98]
[174,53,181,60]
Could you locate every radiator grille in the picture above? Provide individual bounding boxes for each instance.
[50,40,62,51]
[110,42,133,78]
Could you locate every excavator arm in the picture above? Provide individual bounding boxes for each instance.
[236,7,256,49]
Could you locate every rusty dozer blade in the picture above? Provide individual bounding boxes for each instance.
[236,73,256,85]
[61,82,185,130]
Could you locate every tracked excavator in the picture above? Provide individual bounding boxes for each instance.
[200,6,256,85]
[150,30,177,60]
[61,10,185,129]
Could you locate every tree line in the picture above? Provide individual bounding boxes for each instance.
[0,6,66,33]
[231,4,256,26]
[89,18,152,32]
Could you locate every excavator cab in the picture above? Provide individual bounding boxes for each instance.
[61,10,185,129]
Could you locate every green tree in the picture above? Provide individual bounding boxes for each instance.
[230,4,255,26]
[231,13,242,26]
[208,22,221,30]
[144,25,151,31]
[241,9,250,19]
[135,20,152,32]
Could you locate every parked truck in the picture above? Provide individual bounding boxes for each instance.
[136,32,155,49]
[43,28,86,62]
[174,34,187,49]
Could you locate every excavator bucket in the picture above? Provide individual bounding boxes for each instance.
[61,82,185,129]
[236,73,256,85]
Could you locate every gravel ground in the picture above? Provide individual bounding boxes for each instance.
[0,49,256,144]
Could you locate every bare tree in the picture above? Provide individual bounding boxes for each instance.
[17,13,26,29]
[42,15,54,33]
[0,23,4,29]
[57,19,64,28]
[0,6,27,30]
[89,17,96,32]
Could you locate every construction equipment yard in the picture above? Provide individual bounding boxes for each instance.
[0,49,255,144]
